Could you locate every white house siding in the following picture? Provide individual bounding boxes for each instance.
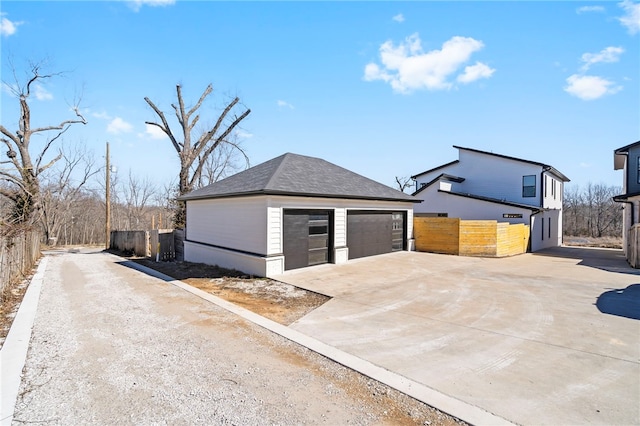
[530,209,562,251]
[184,241,280,277]
[415,153,544,206]
[456,150,544,205]
[542,172,563,209]
[414,188,533,225]
[186,197,268,255]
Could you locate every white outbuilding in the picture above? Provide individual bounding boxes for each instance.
[180,153,419,277]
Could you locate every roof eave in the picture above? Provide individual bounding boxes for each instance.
[181,190,421,203]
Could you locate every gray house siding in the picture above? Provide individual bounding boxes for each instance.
[625,145,640,194]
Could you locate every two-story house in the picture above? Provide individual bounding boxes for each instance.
[411,146,570,252]
[613,140,640,261]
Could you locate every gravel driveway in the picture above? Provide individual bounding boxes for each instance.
[9,249,461,425]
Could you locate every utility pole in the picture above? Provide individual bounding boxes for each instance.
[105,142,111,250]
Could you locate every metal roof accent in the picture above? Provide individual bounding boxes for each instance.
[410,160,459,180]
[179,152,420,202]
[412,173,466,196]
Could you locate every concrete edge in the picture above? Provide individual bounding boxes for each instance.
[123,258,516,426]
[0,256,49,426]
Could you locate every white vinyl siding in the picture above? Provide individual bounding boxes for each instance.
[186,197,268,255]
[266,206,282,255]
[334,208,347,248]
[414,150,543,206]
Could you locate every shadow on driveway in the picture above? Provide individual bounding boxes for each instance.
[596,284,640,320]
[533,246,640,275]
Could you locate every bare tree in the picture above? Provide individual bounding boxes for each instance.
[563,182,622,238]
[0,61,86,224]
[198,137,249,188]
[121,171,157,230]
[395,176,413,193]
[144,84,251,226]
[40,144,100,245]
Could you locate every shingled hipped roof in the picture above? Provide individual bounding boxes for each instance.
[179,153,419,202]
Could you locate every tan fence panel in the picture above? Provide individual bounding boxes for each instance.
[414,217,529,258]
[496,223,530,257]
[459,220,498,256]
[414,217,460,254]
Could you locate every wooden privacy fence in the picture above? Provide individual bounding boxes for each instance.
[110,229,178,260]
[626,224,640,268]
[0,229,41,301]
[414,217,530,257]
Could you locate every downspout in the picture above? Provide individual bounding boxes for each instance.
[613,198,635,226]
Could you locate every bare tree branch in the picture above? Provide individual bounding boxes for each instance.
[144,84,251,227]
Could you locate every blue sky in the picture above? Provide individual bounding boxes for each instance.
[1,1,639,193]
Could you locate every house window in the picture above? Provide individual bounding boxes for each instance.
[548,217,551,239]
[523,175,536,198]
[637,157,640,184]
[544,176,547,197]
[541,217,544,240]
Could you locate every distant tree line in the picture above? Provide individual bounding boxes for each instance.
[563,183,622,238]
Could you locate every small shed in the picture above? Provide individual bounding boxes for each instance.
[179,153,419,277]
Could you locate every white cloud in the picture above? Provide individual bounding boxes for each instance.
[107,117,134,134]
[579,162,592,168]
[580,46,624,71]
[277,100,294,109]
[235,129,253,139]
[92,111,112,120]
[457,62,495,84]
[128,0,175,12]
[564,74,622,100]
[576,5,605,14]
[363,33,493,93]
[392,13,405,23]
[34,84,53,101]
[618,0,640,34]
[144,124,167,139]
[0,14,23,36]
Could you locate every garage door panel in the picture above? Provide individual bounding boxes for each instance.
[283,211,310,270]
[347,211,399,260]
[283,210,332,271]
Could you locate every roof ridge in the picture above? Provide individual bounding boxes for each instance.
[263,153,291,190]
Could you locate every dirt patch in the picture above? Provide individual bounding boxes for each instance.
[133,258,330,325]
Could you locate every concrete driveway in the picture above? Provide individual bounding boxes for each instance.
[274,247,640,425]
